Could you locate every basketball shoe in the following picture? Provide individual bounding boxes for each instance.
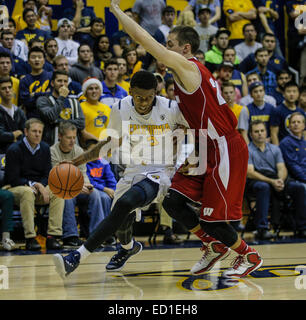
[222,250,263,278]
[190,241,231,275]
[106,241,142,271]
[53,251,81,279]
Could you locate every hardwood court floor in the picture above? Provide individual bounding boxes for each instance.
[0,239,306,300]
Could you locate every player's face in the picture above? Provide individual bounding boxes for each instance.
[250,123,267,143]
[0,57,12,76]
[86,84,101,102]
[0,82,13,101]
[130,87,156,115]
[59,129,77,152]
[284,87,299,104]
[289,115,305,136]
[166,33,184,55]
[25,123,44,146]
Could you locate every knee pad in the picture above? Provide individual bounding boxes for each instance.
[200,221,238,247]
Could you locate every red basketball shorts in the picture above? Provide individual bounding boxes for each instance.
[170,132,248,222]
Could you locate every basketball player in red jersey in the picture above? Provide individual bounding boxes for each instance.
[110,0,263,278]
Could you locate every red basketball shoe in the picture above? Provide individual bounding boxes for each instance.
[190,241,231,275]
[222,250,263,278]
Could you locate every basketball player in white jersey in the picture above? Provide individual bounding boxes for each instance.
[53,71,190,277]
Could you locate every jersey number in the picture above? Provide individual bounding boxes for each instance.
[209,78,226,106]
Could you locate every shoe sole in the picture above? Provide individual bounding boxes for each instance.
[222,258,264,278]
[191,248,231,275]
[106,242,143,272]
[53,254,66,280]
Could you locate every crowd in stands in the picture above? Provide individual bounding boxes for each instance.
[0,0,305,251]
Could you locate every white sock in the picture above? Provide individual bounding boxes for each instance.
[77,245,91,262]
[121,239,134,250]
[2,232,10,241]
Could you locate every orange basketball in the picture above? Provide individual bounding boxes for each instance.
[48,163,84,199]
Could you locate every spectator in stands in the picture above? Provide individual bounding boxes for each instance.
[44,38,59,66]
[101,59,128,107]
[19,47,52,119]
[4,118,64,250]
[74,17,105,49]
[13,0,40,33]
[205,28,238,73]
[15,8,49,44]
[165,78,175,100]
[122,46,142,82]
[239,71,276,107]
[0,77,26,154]
[239,33,288,75]
[51,122,105,247]
[195,50,205,65]
[222,47,248,97]
[194,7,218,54]
[152,59,173,82]
[55,18,80,66]
[69,43,103,84]
[246,47,277,96]
[0,189,16,251]
[279,112,306,186]
[132,0,166,36]
[36,70,85,146]
[272,70,292,106]
[239,81,275,144]
[222,0,257,46]
[270,82,306,145]
[111,8,136,58]
[0,52,19,106]
[185,0,221,26]
[176,10,197,28]
[257,0,280,39]
[116,57,130,93]
[154,6,176,46]
[80,78,111,140]
[0,29,28,64]
[299,86,306,113]
[246,120,288,240]
[234,23,262,62]
[26,38,54,73]
[93,35,113,71]
[36,0,53,34]
[215,61,242,102]
[85,139,117,236]
[63,0,96,31]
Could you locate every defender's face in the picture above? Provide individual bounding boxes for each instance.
[166,33,184,55]
[130,87,156,115]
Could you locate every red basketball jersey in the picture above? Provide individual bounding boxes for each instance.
[174,58,237,138]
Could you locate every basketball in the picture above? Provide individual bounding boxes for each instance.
[48,163,84,199]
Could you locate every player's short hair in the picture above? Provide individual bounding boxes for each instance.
[169,26,200,54]
[130,71,157,90]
